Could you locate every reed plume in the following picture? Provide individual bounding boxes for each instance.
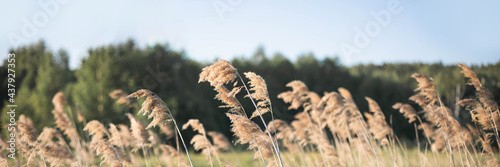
[19,114,34,128]
[226,113,274,160]
[393,103,418,124]
[110,89,132,106]
[52,92,66,112]
[37,128,75,166]
[125,113,148,146]
[117,124,133,148]
[244,72,272,119]
[208,131,232,151]
[84,120,126,167]
[182,119,206,135]
[365,97,393,144]
[84,120,110,141]
[267,120,294,144]
[409,73,439,106]
[17,121,38,164]
[278,81,308,110]
[51,92,81,150]
[183,119,218,166]
[127,89,193,166]
[127,89,172,129]
[458,99,492,130]
[289,112,311,146]
[199,59,237,87]
[458,63,498,111]
[93,141,124,167]
[191,135,217,162]
[199,60,284,166]
[110,124,133,166]
[458,63,500,139]
[338,87,353,102]
[109,123,124,149]
[457,63,500,166]
[17,121,37,146]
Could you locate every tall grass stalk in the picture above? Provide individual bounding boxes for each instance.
[236,73,284,167]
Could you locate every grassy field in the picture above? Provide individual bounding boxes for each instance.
[3,60,500,167]
[130,149,500,167]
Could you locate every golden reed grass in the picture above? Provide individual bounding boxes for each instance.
[4,61,500,167]
[200,59,284,167]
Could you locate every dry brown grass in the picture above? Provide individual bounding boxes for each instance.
[5,61,500,167]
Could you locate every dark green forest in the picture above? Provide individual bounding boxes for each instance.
[1,40,500,146]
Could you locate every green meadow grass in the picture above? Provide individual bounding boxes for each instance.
[132,148,500,167]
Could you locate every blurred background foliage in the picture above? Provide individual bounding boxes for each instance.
[1,40,499,146]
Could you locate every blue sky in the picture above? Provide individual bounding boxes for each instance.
[1,0,500,69]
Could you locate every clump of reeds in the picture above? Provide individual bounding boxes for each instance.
[458,63,498,111]
[84,120,128,167]
[199,59,284,166]
[457,63,500,165]
[8,60,500,167]
[17,117,38,164]
[278,80,308,110]
[51,92,82,162]
[127,89,193,166]
[365,97,393,145]
[392,71,483,166]
[17,116,37,146]
[36,128,76,166]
